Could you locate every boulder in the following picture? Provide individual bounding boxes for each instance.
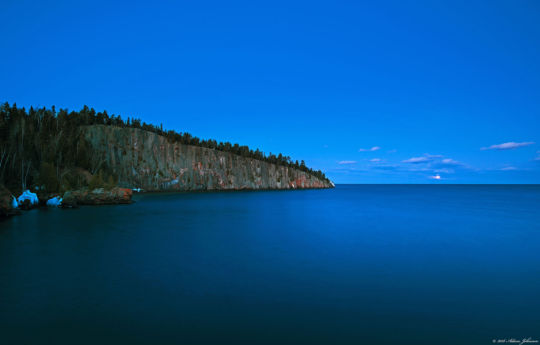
[0,185,19,217]
[62,187,132,206]
[61,191,78,208]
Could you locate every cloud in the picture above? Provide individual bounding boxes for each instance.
[402,156,431,164]
[338,160,357,165]
[428,174,441,180]
[535,151,540,161]
[402,153,444,164]
[358,146,380,152]
[370,158,381,162]
[431,158,469,172]
[400,154,471,174]
[440,158,463,166]
[434,168,454,174]
[371,165,399,170]
[481,141,535,151]
[500,166,518,171]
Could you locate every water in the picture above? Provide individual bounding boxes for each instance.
[1,185,540,344]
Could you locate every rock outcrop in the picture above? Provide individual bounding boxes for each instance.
[0,185,19,217]
[84,125,333,191]
[62,187,133,206]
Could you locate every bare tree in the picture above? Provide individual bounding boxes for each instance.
[0,147,10,180]
[21,160,31,191]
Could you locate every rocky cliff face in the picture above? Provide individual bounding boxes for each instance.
[84,126,333,191]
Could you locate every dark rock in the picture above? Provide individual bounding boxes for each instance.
[62,187,133,206]
[61,191,78,208]
[19,199,33,210]
[0,184,18,217]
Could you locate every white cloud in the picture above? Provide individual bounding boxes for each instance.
[429,175,441,180]
[401,154,471,172]
[338,160,357,165]
[441,158,462,166]
[481,141,535,151]
[370,158,381,162]
[358,146,380,152]
[500,166,518,171]
[402,156,431,164]
[371,164,399,171]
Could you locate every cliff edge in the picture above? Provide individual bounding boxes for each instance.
[84,126,334,191]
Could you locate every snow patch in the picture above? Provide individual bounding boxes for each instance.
[17,190,39,205]
[46,196,63,207]
[162,179,179,189]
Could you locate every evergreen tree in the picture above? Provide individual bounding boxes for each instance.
[0,102,330,193]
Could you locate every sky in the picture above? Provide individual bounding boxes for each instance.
[1,0,539,183]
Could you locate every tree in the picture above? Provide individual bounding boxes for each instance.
[39,162,59,192]
[0,102,331,192]
[106,174,117,190]
[88,170,104,190]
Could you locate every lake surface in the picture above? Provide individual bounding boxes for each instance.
[1,185,540,344]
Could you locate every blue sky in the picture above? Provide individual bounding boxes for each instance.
[1,0,539,183]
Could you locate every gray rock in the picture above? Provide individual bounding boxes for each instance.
[84,125,333,191]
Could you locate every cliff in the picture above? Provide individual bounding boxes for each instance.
[84,125,333,191]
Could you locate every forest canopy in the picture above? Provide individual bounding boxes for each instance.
[0,103,329,193]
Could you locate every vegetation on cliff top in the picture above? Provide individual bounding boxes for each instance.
[0,103,330,193]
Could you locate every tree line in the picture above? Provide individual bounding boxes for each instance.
[0,103,329,192]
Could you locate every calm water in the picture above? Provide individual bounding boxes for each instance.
[1,185,540,344]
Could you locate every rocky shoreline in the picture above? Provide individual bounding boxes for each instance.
[62,188,133,207]
[0,185,133,218]
[1,183,334,219]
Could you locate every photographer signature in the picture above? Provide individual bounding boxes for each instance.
[492,338,538,344]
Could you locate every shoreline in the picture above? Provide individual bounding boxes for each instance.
[1,184,335,220]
